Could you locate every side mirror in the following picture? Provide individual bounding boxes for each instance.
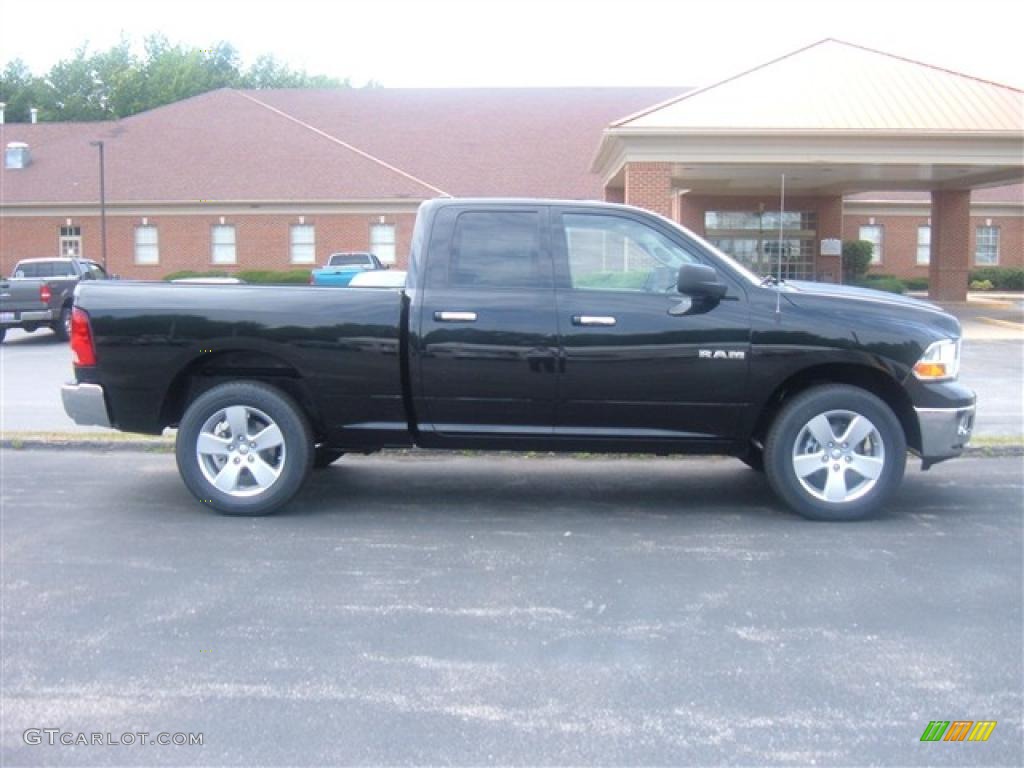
[79,272,93,281]
[677,263,727,300]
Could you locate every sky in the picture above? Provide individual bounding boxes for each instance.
[1,0,1023,89]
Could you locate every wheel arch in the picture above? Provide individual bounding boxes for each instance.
[749,363,920,454]
[159,348,325,438]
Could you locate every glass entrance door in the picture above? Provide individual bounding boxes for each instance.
[704,211,817,280]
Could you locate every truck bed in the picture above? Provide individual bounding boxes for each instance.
[74,281,410,445]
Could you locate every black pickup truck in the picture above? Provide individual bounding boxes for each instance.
[62,199,975,520]
[0,257,110,342]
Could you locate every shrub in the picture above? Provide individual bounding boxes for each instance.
[968,267,1024,291]
[858,276,906,294]
[163,269,311,284]
[842,240,875,283]
[903,277,929,291]
[969,279,994,291]
[237,269,311,285]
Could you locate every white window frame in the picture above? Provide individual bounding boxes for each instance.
[134,225,159,265]
[859,225,883,265]
[975,226,1000,266]
[369,223,396,265]
[211,224,237,265]
[916,225,930,266]
[290,224,316,264]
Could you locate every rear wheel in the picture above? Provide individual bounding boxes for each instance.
[52,305,72,341]
[764,384,906,521]
[176,381,313,516]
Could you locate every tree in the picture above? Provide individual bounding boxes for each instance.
[0,59,49,122]
[0,36,351,122]
[842,240,875,284]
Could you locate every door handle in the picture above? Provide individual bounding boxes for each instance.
[572,315,616,326]
[434,311,477,322]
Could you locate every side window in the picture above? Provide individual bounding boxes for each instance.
[561,213,698,292]
[449,211,548,289]
[18,263,38,278]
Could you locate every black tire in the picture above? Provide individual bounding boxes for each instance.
[313,446,345,469]
[52,305,72,341]
[0,327,6,344]
[175,381,313,516]
[764,384,906,521]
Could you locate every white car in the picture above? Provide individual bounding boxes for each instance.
[347,270,407,288]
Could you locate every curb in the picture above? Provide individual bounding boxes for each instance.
[2,438,1021,458]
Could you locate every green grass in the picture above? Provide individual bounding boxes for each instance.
[574,271,649,290]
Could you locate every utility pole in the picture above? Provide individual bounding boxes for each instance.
[90,140,107,270]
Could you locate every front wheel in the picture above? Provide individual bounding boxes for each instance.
[176,381,314,515]
[764,385,906,521]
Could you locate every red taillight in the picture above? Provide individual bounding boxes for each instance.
[40,283,52,304]
[70,307,97,366]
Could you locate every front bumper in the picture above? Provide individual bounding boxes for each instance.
[61,382,112,428]
[915,402,975,467]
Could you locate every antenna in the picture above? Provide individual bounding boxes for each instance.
[775,173,785,316]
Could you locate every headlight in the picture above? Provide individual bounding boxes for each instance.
[913,338,960,381]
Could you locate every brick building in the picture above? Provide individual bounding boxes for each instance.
[1,39,1021,301]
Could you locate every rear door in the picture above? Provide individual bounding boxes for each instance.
[414,204,559,438]
[552,207,751,446]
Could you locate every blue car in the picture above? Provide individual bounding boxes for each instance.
[310,252,387,286]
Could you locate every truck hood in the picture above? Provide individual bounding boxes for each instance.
[781,280,943,314]
[778,280,960,340]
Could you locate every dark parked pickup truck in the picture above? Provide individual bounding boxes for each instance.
[62,199,975,520]
[1,257,109,342]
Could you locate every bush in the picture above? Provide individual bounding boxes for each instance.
[237,269,311,285]
[842,240,875,283]
[968,267,1024,291]
[970,279,994,291]
[903,277,929,291]
[858,276,906,294]
[163,269,311,285]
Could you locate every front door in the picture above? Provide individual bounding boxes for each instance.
[415,205,559,438]
[552,208,750,445]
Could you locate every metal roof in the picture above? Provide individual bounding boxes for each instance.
[616,39,1024,134]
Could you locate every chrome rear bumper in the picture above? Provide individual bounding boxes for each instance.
[61,382,111,428]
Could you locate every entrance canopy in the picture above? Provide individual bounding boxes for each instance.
[595,39,1024,196]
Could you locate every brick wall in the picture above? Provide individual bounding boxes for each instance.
[844,213,1023,279]
[0,211,418,278]
[624,162,674,219]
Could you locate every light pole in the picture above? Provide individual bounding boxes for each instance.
[90,140,107,270]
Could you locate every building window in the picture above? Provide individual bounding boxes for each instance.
[916,225,930,266]
[134,225,159,265]
[859,225,883,264]
[211,224,236,264]
[59,225,82,258]
[290,224,316,264]
[370,223,396,265]
[975,226,1000,265]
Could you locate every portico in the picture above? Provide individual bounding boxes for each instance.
[595,40,1024,300]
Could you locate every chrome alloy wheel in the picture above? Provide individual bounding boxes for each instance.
[791,409,885,504]
[195,405,286,497]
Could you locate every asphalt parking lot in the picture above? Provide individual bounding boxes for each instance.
[2,450,1022,766]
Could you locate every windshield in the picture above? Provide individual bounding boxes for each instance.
[643,211,763,285]
[328,253,372,267]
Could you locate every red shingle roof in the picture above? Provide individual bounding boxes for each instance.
[2,86,1021,206]
[0,87,684,205]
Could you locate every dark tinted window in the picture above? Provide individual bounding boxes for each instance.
[449,211,548,289]
[329,253,373,266]
[14,263,38,278]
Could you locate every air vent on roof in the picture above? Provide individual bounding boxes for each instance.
[5,142,31,169]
